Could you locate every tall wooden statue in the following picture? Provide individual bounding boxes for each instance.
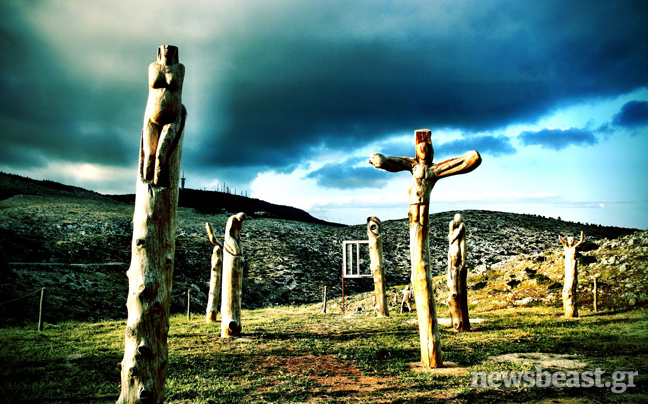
[205,222,223,323]
[560,231,584,318]
[119,45,187,404]
[221,212,246,338]
[447,213,470,331]
[367,216,389,317]
[369,129,481,368]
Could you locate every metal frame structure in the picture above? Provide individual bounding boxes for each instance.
[341,240,372,314]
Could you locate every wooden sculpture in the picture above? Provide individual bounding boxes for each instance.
[221,212,246,337]
[447,213,470,331]
[367,216,389,317]
[205,222,223,323]
[118,45,187,404]
[369,129,481,368]
[560,231,584,318]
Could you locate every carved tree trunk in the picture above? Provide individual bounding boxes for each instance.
[410,212,443,368]
[118,120,185,404]
[205,223,223,323]
[367,217,389,317]
[447,219,469,331]
[118,45,186,404]
[562,250,579,317]
[220,213,246,338]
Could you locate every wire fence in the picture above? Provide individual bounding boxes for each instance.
[0,287,198,331]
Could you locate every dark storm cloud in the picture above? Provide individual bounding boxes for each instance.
[2,0,648,185]
[612,100,648,128]
[306,157,390,189]
[518,128,598,150]
[197,0,648,170]
[0,4,138,170]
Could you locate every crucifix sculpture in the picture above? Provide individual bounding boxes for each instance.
[369,129,481,368]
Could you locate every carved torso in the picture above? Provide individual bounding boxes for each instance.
[145,62,185,126]
[409,163,434,204]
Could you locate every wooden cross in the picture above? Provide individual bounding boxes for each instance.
[369,129,481,368]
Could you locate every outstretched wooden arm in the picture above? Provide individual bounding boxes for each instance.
[434,150,482,179]
[369,153,416,173]
[574,231,584,248]
[205,222,222,246]
[559,235,567,247]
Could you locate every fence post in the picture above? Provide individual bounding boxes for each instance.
[38,288,45,332]
[593,276,599,313]
[186,289,191,321]
[321,286,327,314]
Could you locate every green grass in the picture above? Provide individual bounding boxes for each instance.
[0,305,646,403]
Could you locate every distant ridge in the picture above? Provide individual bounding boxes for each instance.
[0,172,106,201]
[110,188,343,227]
[0,172,342,227]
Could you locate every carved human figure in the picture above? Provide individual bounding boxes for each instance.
[560,231,584,318]
[221,212,246,337]
[400,284,412,313]
[367,216,389,317]
[447,213,470,331]
[118,45,187,404]
[141,45,187,187]
[370,129,481,368]
[205,222,223,323]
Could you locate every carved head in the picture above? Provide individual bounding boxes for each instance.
[367,216,381,237]
[415,129,433,164]
[157,45,179,65]
[454,213,462,224]
[566,236,575,247]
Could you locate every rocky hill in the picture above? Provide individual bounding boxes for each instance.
[0,173,645,326]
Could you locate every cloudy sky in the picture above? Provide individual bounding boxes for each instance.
[1,1,647,229]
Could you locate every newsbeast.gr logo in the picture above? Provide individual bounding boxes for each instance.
[471,367,639,393]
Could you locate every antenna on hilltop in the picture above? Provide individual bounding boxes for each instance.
[181,171,186,190]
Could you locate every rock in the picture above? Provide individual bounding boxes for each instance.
[608,256,616,265]
[522,267,537,278]
[620,263,630,272]
[548,282,563,290]
[471,281,487,290]
[533,274,552,285]
[515,296,534,306]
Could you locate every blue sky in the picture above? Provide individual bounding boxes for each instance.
[1,1,647,228]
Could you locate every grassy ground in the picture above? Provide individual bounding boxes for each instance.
[1,303,646,403]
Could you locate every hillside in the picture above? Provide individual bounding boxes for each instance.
[0,173,645,326]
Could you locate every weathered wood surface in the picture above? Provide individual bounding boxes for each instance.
[367,216,389,317]
[447,213,470,331]
[205,222,223,323]
[221,212,246,338]
[118,45,186,404]
[369,129,481,368]
[560,231,584,318]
